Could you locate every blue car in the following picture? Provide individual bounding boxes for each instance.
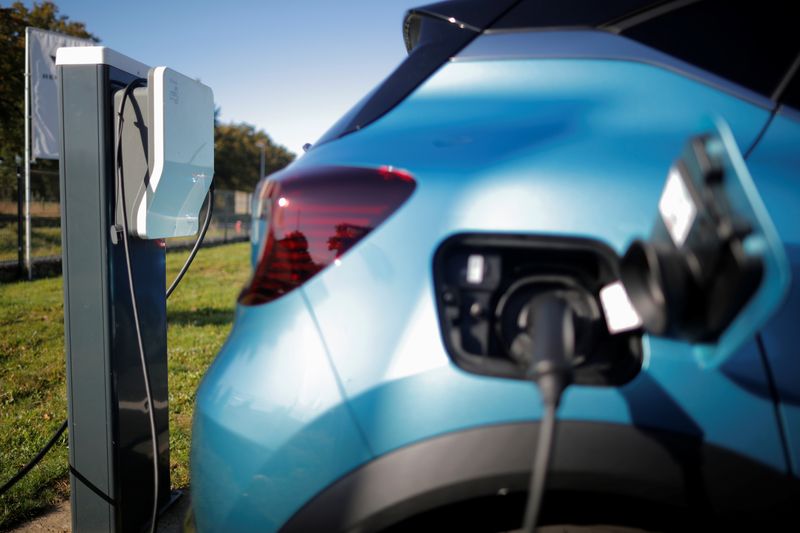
[188,1,800,531]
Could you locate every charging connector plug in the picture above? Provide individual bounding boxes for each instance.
[520,291,578,532]
[525,292,575,407]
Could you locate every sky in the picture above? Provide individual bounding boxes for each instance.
[31,0,424,156]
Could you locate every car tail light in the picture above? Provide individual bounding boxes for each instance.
[239,166,416,305]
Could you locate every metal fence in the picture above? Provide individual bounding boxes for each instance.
[0,171,252,280]
[0,168,60,273]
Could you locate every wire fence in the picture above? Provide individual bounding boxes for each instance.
[0,170,252,280]
[167,189,253,249]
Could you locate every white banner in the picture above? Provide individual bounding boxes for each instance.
[28,28,93,159]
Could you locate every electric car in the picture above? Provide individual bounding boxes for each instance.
[188,1,800,531]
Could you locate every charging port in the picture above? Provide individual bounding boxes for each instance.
[433,234,642,386]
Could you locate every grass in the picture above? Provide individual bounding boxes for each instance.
[0,221,62,262]
[0,241,250,530]
[0,218,247,262]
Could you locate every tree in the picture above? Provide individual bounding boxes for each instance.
[214,122,294,191]
[0,2,98,198]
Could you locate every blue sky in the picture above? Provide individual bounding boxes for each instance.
[36,0,423,155]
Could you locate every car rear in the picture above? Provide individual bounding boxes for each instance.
[190,1,799,531]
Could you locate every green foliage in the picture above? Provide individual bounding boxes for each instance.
[0,2,98,199]
[0,242,250,529]
[214,121,295,191]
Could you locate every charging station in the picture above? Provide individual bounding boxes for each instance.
[56,46,213,532]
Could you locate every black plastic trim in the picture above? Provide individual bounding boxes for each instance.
[600,0,698,34]
[493,0,666,30]
[410,9,482,37]
[775,56,800,100]
[281,421,798,532]
[618,0,798,100]
[409,1,521,31]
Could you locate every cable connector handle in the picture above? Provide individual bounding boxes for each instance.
[525,291,575,406]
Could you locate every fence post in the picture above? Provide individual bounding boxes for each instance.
[16,156,24,278]
[24,27,32,280]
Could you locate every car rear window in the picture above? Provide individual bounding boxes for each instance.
[779,71,800,112]
[621,0,799,99]
[491,0,661,29]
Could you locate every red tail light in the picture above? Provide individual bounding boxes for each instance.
[239,166,416,305]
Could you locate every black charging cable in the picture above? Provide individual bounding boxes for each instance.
[115,78,160,533]
[520,292,575,532]
[0,420,67,497]
[166,182,214,299]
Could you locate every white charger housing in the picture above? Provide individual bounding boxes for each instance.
[139,67,214,239]
[57,47,215,239]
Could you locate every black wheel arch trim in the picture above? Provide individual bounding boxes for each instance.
[281,420,799,532]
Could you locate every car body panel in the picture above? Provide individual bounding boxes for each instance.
[190,291,372,531]
[298,57,782,467]
[745,108,800,476]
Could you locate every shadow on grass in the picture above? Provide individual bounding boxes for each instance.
[168,307,234,327]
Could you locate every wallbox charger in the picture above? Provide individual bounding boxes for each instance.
[114,66,214,239]
[140,67,214,239]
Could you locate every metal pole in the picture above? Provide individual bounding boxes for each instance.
[259,146,266,180]
[59,57,171,530]
[24,27,32,280]
[16,156,24,277]
[256,140,266,180]
[255,142,265,246]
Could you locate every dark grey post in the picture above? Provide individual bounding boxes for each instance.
[16,155,23,277]
[58,52,170,533]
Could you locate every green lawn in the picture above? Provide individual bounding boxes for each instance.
[0,219,246,262]
[0,221,62,262]
[0,242,250,529]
